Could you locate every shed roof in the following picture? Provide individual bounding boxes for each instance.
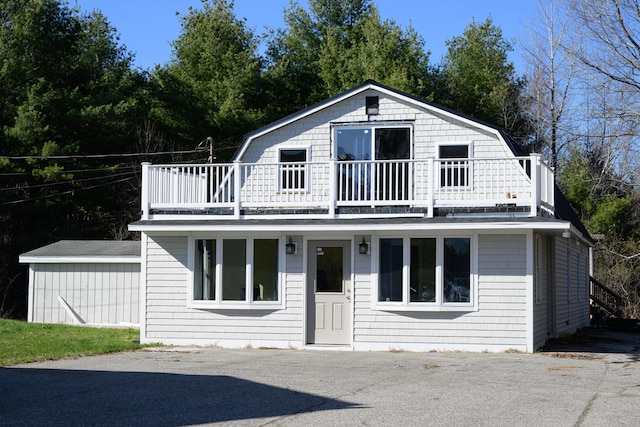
[19,240,140,263]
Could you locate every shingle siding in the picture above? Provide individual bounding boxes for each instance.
[135,82,590,352]
[143,235,304,346]
[554,236,590,336]
[350,234,528,352]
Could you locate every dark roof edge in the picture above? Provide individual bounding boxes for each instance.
[232,80,530,160]
[554,185,593,244]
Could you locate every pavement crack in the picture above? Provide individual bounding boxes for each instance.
[574,359,610,427]
[574,391,598,427]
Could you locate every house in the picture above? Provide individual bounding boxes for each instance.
[19,240,141,326]
[128,80,592,352]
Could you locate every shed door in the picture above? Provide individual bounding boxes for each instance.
[307,241,351,345]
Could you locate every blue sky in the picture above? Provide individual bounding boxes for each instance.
[71,0,538,72]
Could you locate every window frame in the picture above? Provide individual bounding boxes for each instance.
[333,123,413,202]
[333,123,413,161]
[437,141,473,189]
[373,234,477,312]
[278,146,310,193]
[188,235,285,310]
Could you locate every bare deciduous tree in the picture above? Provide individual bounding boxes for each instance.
[566,0,640,178]
[522,0,578,169]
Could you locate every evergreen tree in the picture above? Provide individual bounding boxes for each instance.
[442,18,528,137]
[0,0,147,318]
[153,0,263,160]
[264,0,437,120]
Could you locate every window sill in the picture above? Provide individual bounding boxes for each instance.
[373,303,477,313]
[189,301,284,311]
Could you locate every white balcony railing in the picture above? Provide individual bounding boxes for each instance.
[140,154,554,219]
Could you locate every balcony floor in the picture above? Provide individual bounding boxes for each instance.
[147,204,533,218]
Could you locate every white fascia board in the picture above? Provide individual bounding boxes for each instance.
[234,82,506,161]
[18,256,141,264]
[371,86,505,141]
[129,220,571,234]
[234,84,374,160]
[568,224,593,246]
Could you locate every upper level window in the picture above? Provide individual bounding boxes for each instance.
[192,237,281,308]
[439,143,471,188]
[279,148,308,191]
[336,126,411,161]
[335,125,412,201]
[376,236,474,311]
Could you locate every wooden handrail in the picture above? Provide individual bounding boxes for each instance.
[590,276,624,318]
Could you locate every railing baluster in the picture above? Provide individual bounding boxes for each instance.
[143,157,555,218]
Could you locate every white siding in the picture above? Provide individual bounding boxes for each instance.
[29,263,139,325]
[553,236,590,336]
[353,234,529,352]
[241,89,510,165]
[532,234,551,349]
[142,234,305,347]
[136,85,589,352]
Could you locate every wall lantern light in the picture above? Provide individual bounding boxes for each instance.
[359,237,369,255]
[286,237,297,255]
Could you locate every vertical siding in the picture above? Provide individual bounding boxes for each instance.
[29,263,139,325]
[353,234,529,352]
[143,235,304,346]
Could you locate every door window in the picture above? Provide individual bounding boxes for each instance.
[316,246,343,293]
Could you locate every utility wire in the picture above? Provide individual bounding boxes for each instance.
[0,165,139,177]
[0,175,137,206]
[0,170,137,192]
[0,149,200,160]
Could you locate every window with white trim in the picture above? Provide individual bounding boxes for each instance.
[335,124,412,202]
[438,143,471,188]
[377,236,474,309]
[279,148,308,191]
[193,238,280,306]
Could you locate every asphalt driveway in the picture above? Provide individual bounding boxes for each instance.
[1,328,639,426]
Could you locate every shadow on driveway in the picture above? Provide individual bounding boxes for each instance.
[0,368,361,426]
[540,326,640,361]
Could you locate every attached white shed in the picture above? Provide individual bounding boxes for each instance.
[19,240,141,326]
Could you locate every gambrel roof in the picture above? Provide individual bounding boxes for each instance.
[233,79,529,160]
[229,79,591,243]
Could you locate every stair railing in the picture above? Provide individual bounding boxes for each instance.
[590,276,624,318]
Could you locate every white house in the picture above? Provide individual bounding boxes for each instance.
[129,80,592,352]
[19,240,141,326]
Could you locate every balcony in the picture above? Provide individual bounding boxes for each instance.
[140,154,554,220]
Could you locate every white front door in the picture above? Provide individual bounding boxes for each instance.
[307,241,351,345]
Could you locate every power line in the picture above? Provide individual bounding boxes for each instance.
[0,175,137,206]
[0,149,200,160]
[0,170,137,192]
[0,165,139,177]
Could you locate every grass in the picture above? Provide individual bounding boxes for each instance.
[0,319,154,366]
